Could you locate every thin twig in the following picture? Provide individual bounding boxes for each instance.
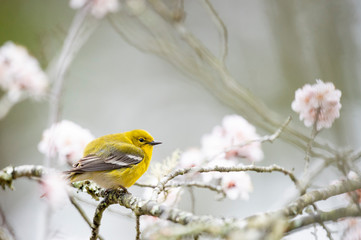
[311,204,334,240]
[304,108,321,172]
[151,164,298,200]
[135,181,226,197]
[69,196,105,240]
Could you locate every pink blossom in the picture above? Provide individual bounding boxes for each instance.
[291,79,341,131]
[221,172,253,200]
[0,41,48,101]
[69,0,120,18]
[40,173,70,209]
[201,115,263,163]
[38,120,94,166]
[341,218,361,240]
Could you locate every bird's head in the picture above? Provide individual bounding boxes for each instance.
[126,129,162,150]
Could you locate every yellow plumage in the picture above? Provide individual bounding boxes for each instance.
[67,129,161,189]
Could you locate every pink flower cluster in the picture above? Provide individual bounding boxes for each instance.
[291,79,341,131]
[0,41,48,102]
[178,115,263,200]
[202,115,264,163]
[38,120,94,165]
[70,0,120,18]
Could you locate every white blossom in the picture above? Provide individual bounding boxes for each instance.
[221,172,253,200]
[40,173,70,209]
[69,0,120,18]
[341,218,361,240]
[179,148,204,169]
[0,41,48,101]
[201,115,263,163]
[291,79,341,131]
[38,120,94,166]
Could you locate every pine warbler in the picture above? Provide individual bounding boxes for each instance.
[67,129,161,190]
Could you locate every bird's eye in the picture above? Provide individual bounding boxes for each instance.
[139,138,145,143]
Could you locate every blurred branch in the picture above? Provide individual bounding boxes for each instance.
[310,204,334,240]
[283,177,361,217]
[287,205,361,233]
[47,5,98,128]
[44,7,98,239]
[0,165,44,189]
[201,0,228,63]
[108,2,336,158]
[0,204,15,240]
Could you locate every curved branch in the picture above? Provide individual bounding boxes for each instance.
[284,178,361,217]
[287,205,361,233]
[151,164,299,199]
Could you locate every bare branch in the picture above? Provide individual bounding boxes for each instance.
[151,164,298,199]
[284,177,361,217]
[135,181,226,197]
[287,205,361,233]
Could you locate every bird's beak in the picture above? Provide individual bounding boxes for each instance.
[148,141,162,146]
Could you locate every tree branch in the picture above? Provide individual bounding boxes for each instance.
[2,164,361,238]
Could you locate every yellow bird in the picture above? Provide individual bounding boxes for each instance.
[67,129,161,190]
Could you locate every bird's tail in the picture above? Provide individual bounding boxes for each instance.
[63,170,78,182]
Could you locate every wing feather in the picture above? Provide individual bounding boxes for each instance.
[69,142,144,173]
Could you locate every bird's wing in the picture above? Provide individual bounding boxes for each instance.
[70,143,144,173]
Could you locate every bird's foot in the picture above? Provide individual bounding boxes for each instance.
[104,186,128,198]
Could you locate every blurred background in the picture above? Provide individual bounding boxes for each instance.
[1,0,361,239]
